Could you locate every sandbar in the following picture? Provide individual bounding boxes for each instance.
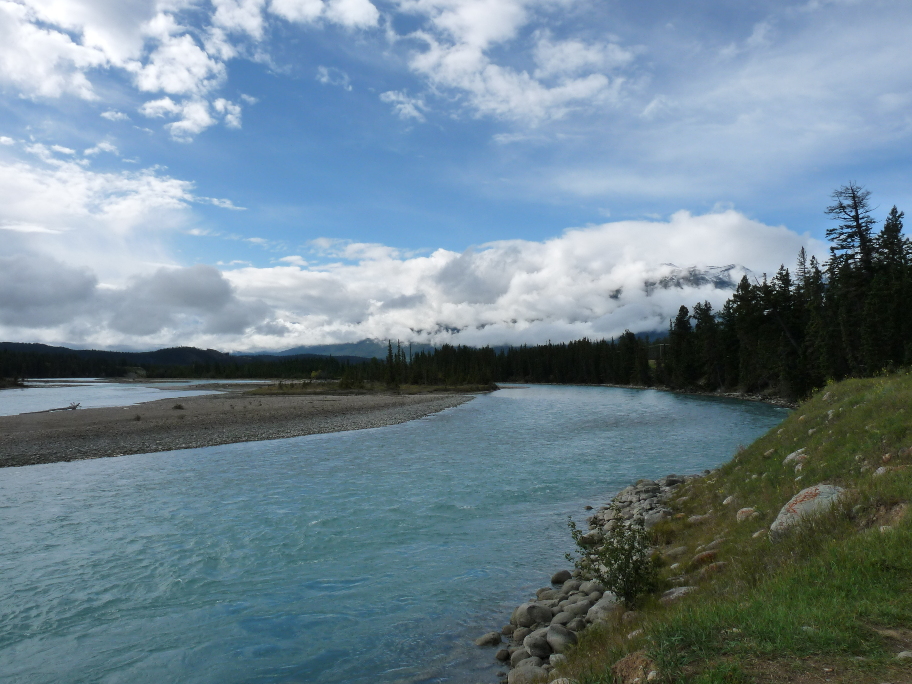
[0,388,474,468]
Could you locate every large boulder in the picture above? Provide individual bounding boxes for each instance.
[510,648,532,667]
[523,628,552,658]
[551,569,573,584]
[769,484,845,541]
[579,579,605,594]
[511,602,554,627]
[507,662,547,684]
[586,593,623,622]
[546,623,578,654]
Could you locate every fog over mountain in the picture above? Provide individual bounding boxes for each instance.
[1,209,824,351]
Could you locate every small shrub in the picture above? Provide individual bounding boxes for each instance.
[133,414,141,421]
[567,503,659,608]
[172,404,184,410]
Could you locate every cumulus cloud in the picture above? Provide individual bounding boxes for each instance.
[140,96,243,141]
[380,90,427,121]
[0,255,97,327]
[100,110,130,122]
[396,0,631,123]
[107,265,269,336]
[316,66,352,90]
[84,141,118,156]
[0,152,239,284]
[217,210,826,350]
[269,0,380,28]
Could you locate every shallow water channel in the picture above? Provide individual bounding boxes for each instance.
[0,385,788,684]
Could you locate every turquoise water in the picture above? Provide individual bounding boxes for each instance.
[0,385,787,683]
[0,380,226,416]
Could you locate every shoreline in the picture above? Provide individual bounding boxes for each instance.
[0,389,474,469]
[509,381,798,410]
[478,472,704,682]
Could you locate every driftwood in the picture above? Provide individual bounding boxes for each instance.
[27,402,80,414]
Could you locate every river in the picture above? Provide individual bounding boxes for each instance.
[0,384,787,683]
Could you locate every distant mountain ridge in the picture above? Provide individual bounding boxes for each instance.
[0,342,370,366]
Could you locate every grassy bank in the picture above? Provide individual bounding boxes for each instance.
[557,372,912,683]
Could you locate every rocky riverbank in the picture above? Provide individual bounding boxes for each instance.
[476,472,708,683]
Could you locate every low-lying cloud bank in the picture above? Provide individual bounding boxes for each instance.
[1,209,825,351]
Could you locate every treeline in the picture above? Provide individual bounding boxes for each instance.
[0,345,364,380]
[349,183,911,400]
[660,183,910,399]
[338,333,652,388]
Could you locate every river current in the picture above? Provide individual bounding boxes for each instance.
[0,385,787,683]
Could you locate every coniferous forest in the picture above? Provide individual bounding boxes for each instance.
[2,184,907,402]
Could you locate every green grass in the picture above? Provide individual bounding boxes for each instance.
[555,371,912,684]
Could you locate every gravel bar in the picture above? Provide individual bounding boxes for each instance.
[0,390,474,468]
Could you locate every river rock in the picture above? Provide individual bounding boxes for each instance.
[507,662,546,684]
[512,627,532,643]
[474,631,502,647]
[549,653,568,667]
[550,611,574,626]
[769,484,846,541]
[689,550,717,569]
[512,602,554,627]
[495,648,511,662]
[698,561,727,578]
[612,650,658,684]
[566,617,587,632]
[510,648,532,667]
[560,579,582,593]
[660,586,697,605]
[564,600,593,616]
[736,507,757,522]
[546,624,578,654]
[586,593,622,622]
[523,628,552,658]
[579,580,605,594]
[783,448,807,465]
[551,569,572,584]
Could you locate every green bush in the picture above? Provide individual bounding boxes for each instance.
[567,503,659,608]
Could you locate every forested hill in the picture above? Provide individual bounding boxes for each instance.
[0,343,370,379]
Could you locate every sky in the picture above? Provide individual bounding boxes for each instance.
[0,0,910,351]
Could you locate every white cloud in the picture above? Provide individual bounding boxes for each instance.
[316,66,352,90]
[269,0,379,28]
[394,0,631,123]
[196,196,247,210]
[213,98,242,128]
[214,210,826,350]
[140,96,243,141]
[84,141,119,156]
[0,0,109,100]
[100,109,130,121]
[0,136,16,145]
[131,33,226,96]
[380,90,427,121]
